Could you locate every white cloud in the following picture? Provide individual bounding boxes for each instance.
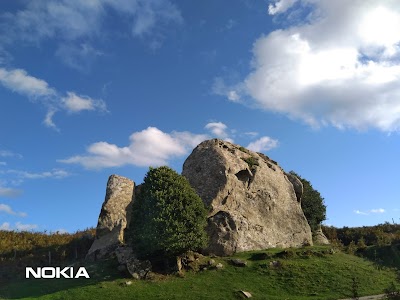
[244,132,259,138]
[247,136,279,152]
[0,68,55,98]
[354,208,386,215]
[43,109,59,131]
[59,127,209,169]
[268,0,298,15]
[0,204,26,217]
[6,169,71,180]
[0,169,69,200]
[223,0,400,132]
[0,187,23,198]
[370,208,385,214]
[205,122,232,141]
[0,222,10,230]
[0,162,6,166]
[0,1,182,60]
[63,92,107,113]
[0,150,22,159]
[55,43,104,72]
[15,222,38,231]
[212,77,243,103]
[0,67,107,129]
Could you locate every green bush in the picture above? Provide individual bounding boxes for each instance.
[238,146,249,154]
[131,166,208,260]
[384,281,400,299]
[242,156,259,169]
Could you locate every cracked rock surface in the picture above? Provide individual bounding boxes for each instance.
[182,139,312,256]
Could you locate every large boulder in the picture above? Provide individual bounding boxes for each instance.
[87,175,135,259]
[182,139,313,256]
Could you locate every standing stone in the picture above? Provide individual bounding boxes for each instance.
[87,175,135,259]
[182,139,313,256]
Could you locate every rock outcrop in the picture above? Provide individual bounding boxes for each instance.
[312,225,330,245]
[182,139,313,256]
[87,175,135,259]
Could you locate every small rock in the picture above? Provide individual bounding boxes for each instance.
[231,259,247,267]
[132,273,140,280]
[125,281,132,286]
[184,251,196,262]
[239,291,252,298]
[126,257,152,279]
[216,263,224,269]
[269,260,282,268]
[208,259,216,266]
[194,252,204,260]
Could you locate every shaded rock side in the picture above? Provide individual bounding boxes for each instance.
[286,172,303,203]
[182,139,313,256]
[87,175,135,258]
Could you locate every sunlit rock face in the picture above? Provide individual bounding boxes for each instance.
[182,139,313,256]
[87,175,135,259]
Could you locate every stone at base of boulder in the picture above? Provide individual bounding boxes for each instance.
[126,257,152,279]
[313,225,330,245]
[115,245,134,264]
[178,251,205,272]
[86,242,119,261]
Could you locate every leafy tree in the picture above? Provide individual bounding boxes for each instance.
[131,166,208,260]
[289,171,326,231]
[356,237,367,250]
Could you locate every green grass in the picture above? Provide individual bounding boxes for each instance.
[0,246,398,300]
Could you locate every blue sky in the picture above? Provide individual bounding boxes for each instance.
[1,0,399,233]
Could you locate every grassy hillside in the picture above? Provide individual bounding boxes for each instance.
[1,246,398,300]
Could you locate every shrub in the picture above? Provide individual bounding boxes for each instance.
[131,166,208,260]
[238,146,249,154]
[347,241,358,255]
[242,156,259,169]
[384,282,400,299]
